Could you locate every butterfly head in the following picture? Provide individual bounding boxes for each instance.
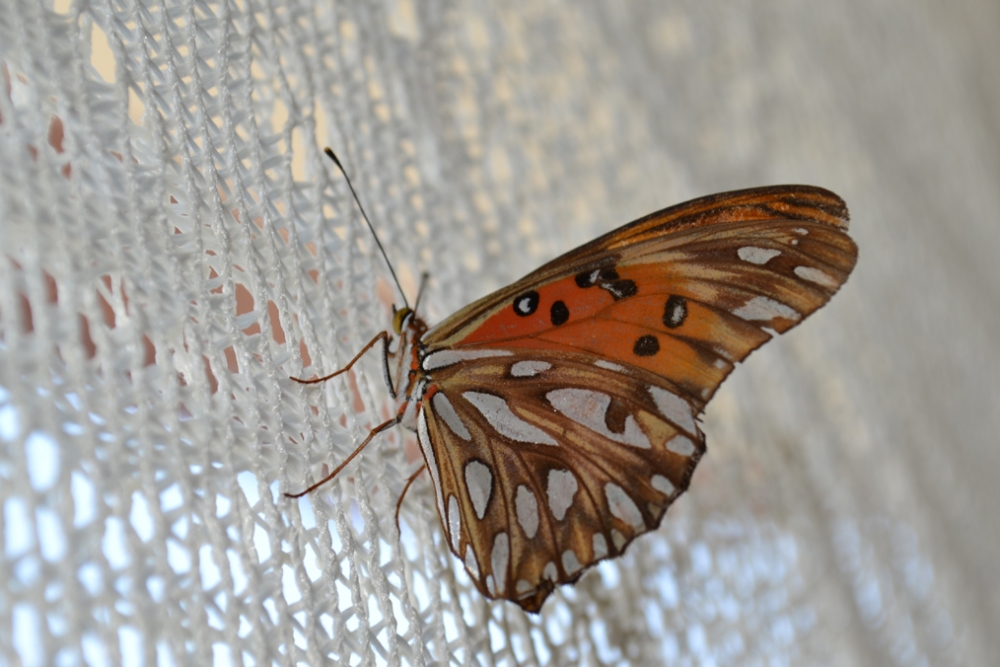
[392,306,414,335]
[393,272,430,338]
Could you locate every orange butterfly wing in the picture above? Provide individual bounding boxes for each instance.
[424,185,856,406]
[413,185,856,611]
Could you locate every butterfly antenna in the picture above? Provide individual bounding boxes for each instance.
[323,147,409,309]
[413,272,430,314]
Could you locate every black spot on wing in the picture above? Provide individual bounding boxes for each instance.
[662,295,687,329]
[575,267,619,288]
[550,300,569,326]
[514,291,540,316]
[633,335,660,357]
[603,279,637,300]
[575,270,600,288]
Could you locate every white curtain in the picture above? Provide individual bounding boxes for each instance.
[1,0,997,664]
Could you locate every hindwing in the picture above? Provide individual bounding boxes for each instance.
[417,351,704,612]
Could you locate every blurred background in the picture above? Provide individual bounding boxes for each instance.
[1,0,997,664]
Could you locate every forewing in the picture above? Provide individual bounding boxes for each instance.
[417,352,704,612]
[424,186,857,407]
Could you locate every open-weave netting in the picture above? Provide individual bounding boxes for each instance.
[3,0,999,664]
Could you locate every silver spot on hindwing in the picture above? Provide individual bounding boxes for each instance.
[665,434,696,456]
[433,392,471,440]
[562,549,582,575]
[592,533,608,559]
[462,391,558,445]
[464,460,493,520]
[547,388,651,448]
[447,495,461,552]
[422,348,513,371]
[595,359,625,373]
[605,483,644,529]
[648,386,696,434]
[547,469,578,520]
[611,529,626,550]
[515,485,539,538]
[491,532,510,595]
[417,408,445,523]
[543,562,558,582]
[516,579,534,594]
[651,474,676,496]
[465,545,480,579]
[511,360,551,377]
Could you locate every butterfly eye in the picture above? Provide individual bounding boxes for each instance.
[392,307,414,334]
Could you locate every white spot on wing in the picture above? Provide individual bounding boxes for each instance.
[515,485,539,538]
[737,246,781,265]
[422,348,513,371]
[547,469,578,520]
[432,392,470,440]
[666,434,696,456]
[733,296,800,322]
[611,529,626,550]
[592,533,608,559]
[562,549,582,575]
[648,386,696,434]
[486,575,496,595]
[794,265,838,288]
[516,579,533,594]
[511,360,551,377]
[547,388,651,448]
[417,408,445,522]
[491,532,510,595]
[595,359,625,373]
[464,461,493,520]
[463,391,558,445]
[543,562,558,581]
[605,483,644,529]
[465,545,480,579]
[447,495,461,552]
[793,228,809,235]
[652,474,676,496]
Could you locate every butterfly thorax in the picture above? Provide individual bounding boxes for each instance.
[393,311,430,431]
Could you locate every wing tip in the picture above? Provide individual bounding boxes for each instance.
[708,184,850,229]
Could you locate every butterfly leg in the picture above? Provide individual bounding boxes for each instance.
[290,331,390,385]
[394,463,427,534]
[284,417,399,498]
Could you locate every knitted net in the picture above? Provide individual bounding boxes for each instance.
[2,0,998,664]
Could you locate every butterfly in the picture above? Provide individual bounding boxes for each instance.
[289,149,858,613]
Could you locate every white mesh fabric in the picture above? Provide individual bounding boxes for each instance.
[2,0,999,665]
